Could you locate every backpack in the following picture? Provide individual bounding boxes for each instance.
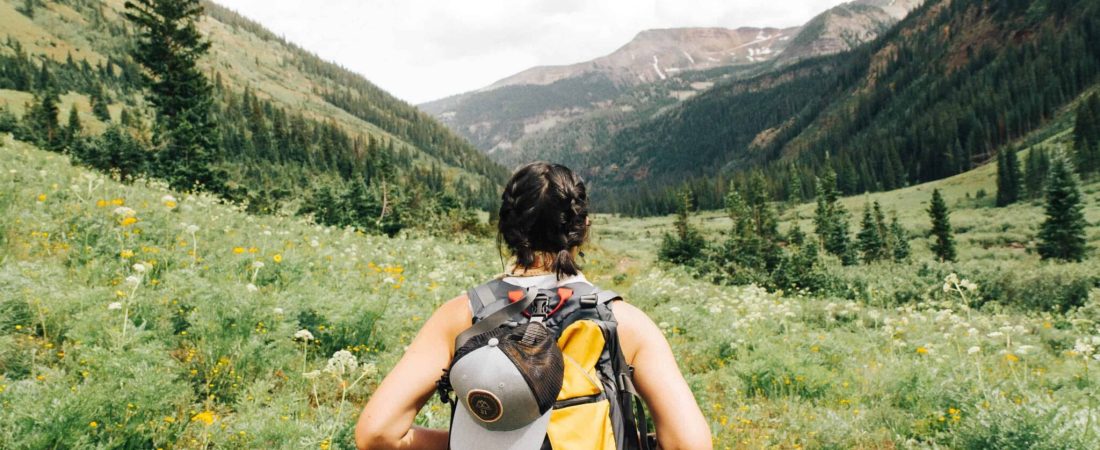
[437,278,654,450]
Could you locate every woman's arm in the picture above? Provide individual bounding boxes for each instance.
[355,295,471,450]
[612,301,713,450]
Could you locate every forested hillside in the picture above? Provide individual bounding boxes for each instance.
[422,0,917,168]
[552,0,1100,215]
[0,0,506,234]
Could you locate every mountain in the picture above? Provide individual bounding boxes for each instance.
[568,0,1100,215]
[420,0,919,164]
[0,0,506,231]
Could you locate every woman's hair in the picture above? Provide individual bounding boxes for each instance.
[498,162,589,278]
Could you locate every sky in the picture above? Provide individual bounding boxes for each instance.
[214,0,850,105]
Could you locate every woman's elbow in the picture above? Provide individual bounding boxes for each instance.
[354,421,398,450]
[661,434,713,450]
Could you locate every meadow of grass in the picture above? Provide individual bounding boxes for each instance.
[2,135,1100,449]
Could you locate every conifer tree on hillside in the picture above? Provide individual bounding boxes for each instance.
[1037,156,1089,262]
[90,84,111,122]
[24,90,61,151]
[996,148,1022,206]
[813,169,856,265]
[858,202,888,264]
[63,105,81,148]
[1024,147,1051,200]
[125,0,223,192]
[659,188,706,265]
[890,215,910,262]
[1074,94,1100,178]
[928,188,957,262]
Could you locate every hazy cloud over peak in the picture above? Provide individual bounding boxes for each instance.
[214,0,849,104]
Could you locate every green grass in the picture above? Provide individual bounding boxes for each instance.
[2,134,1100,448]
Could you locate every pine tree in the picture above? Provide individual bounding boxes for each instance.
[890,216,910,262]
[813,169,856,265]
[90,84,111,122]
[659,188,706,265]
[63,105,82,149]
[19,0,34,18]
[928,188,957,262]
[857,202,887,263]
[24,90,61,151]
[996,148,1022,206]
[1037,156,1088,261]
[1024,147,1050,200]
[125,0,223,192]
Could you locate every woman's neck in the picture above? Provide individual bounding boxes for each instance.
[505,252,556,276]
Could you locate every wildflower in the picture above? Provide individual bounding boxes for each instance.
[233,247,245,255]
[36,193,46,202]
[110,198,124,206]
[161,195,177,208]
[89,421,98,428]
[294,329,315,342]
[967,346,981,355]
[120,217,138,227]
[251,261,265,270]
[960,280,978,292]
[113,206,136,217]
[273,254,283,263]
[1073,339,1096,357]
[120,249,134,259]
[1004,353,1020,363]
[324,350,359,377]
[96,199,107,207]
[125,275,141,286]
[273,307,285,315]
[246,283,258,293]
[186,224,200,234]
[310,239,319,248]
[916,346,929,355]
[303,370,322,380]
[191,411,216,425]
[383,276,396,284]
[132,263,147,273]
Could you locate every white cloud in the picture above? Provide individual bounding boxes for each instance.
[214,0,849,104]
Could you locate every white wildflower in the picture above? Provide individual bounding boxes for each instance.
[161,194,177,203]
[382,276,396,284]
[113,206,136,217]
[960,280,978,292]
[125,275,141,286]
[251,261,265,270]
[186,224,200,234]
[132,263,147,273]
[1074,339,1095,357]
[324,350,359,377]
[310,239,320,248]
[302,370,322,380]
[246,283,258,293]
[273,307,285,315]
[108,302,123,310]
[987,331,1004,338]
[967,346,981,355]
[294,329,314,341]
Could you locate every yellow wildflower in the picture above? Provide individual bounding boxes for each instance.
[233,247,245,255]
[111,198,124,206]
[916,346,928,355]
[1005,353,1020,363]
[120,249,135,259]
[36,193,47,202]
[273,254,283,263]
[120,217,138,227]
[191,411,216,425]
[89,421,98,428]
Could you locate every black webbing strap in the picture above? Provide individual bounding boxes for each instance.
[454,286,537,350]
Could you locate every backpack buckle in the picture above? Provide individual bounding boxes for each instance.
[579,293,599,308]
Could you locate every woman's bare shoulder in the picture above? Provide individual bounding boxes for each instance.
[608,299,662,364]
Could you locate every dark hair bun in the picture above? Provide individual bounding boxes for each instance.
[498,162,589,278]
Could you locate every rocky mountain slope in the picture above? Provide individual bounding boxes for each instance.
[421,0,920,164]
